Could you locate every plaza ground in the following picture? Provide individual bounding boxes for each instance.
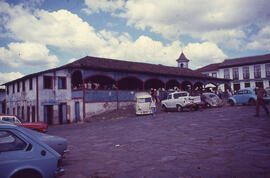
[49,105,270,178]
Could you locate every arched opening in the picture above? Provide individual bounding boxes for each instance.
[166,79,180,90]
[193,82,203,91]
[71,70,83,90]
[118,76,143,90]
[205,82,217,92]
[181,81,193,91]
[144,78,165,90]
[84,74,116,90]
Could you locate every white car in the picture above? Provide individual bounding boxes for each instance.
[201,92,223,107]
[0,121,64,178]
[161,91,201,112]
[134,92,152,115]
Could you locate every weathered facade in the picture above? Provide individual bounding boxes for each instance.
[197,53,270,91]
[3,54,229,125]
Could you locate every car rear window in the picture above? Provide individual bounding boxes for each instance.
[0,131,27,152]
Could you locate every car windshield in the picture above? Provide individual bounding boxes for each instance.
[209,94,217,98]
[137,97,151,103]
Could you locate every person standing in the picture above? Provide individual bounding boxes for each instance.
[150,96,157,117]
[255,86,269,117]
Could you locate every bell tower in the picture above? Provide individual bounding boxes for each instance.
[176,52,189,69]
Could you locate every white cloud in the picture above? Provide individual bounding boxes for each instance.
[68,58,77,63]
[0,1,228,70]
[82,0,125,14]
[0,72,24,86]
[183,42,227,69]
[117,0,270,50]
[247,26,270,51]
[0,2,106,56]
[0,42,59,68]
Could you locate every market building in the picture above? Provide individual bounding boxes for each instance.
[197,53,270,91]
[3,52,229,125]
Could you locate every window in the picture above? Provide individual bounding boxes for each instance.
[13,108,15,115]
[1,116,20,123]
[212,72,217,78]
[255,81,263,88]
[254,65,261,78]
[0,131,27,152]
[13,83,15,93]
[266,64,270,77]
[17,82,20,92]
[29,78,33,90]
[233,83,240,91]
[6,85,9,95]
[44,76,53,89]
[224,68,230,79]
[22,80,25,92]
[244,82,250,88]
[58,77,67,89]
[17,106,20,118]
[243,66,250,79]
[232,68,239,80]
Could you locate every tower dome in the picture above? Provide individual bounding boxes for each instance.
[176,52,189,68]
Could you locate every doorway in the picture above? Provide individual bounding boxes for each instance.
[44,105,53,125]
[75,102,80,122]
[59,103,67,124]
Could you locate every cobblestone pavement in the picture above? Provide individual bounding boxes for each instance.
[49,105,270,178]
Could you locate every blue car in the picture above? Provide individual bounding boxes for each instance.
[0,121,64,178]
[228,87,270,106]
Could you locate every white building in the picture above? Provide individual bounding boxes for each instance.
[197,54,270,91]
[3,55,228,125]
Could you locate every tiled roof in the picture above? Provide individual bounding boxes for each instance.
[196,53,270,72]
[176,52,189,62]
[196,63,220,72]
[64,56,211,78]
[219,53,270,68]
[3,56,229,85]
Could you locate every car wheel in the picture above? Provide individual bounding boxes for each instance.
[248,98,256,106]
[11,170,42,178]
[176,105,183,112]
[228,100,234,106]
[192,104,199,111]
[162,105,167,112]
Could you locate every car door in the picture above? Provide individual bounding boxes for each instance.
[0,129,57,178]
[234,90,244,103]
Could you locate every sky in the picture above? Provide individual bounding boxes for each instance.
[0,0,270,85]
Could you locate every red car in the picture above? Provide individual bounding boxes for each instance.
[0,114,48,133]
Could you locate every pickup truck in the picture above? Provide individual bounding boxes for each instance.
[161,91,201,112]
[0,114,48,133]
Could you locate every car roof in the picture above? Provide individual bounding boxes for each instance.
[240,87,254,91]
[135,92,151,98]
[0,120,17,128]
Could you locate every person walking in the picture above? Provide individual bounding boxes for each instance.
[150,96,157,117]
[255,86,269,117]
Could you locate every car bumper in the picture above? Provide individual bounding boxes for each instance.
[54,168,65,177]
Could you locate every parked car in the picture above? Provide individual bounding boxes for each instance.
[0,121,64,178]
[134,92,152,115]
[0,115,48,133]
[161,91,201,112]
[228,87,270,106]
[20,126,69,156]
[201,92,223,107]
